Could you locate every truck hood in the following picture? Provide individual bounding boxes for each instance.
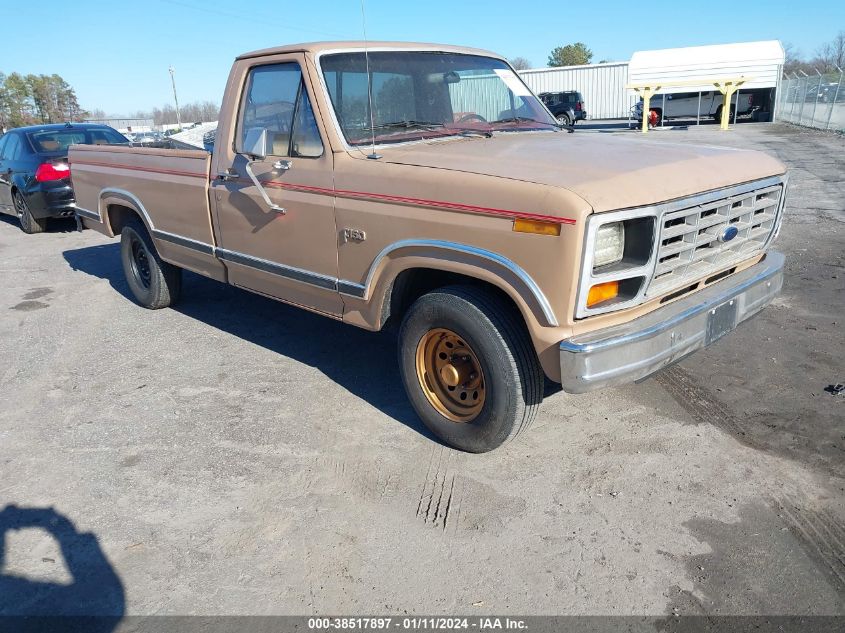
[378,132,786,212]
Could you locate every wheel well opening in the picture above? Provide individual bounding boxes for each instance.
[107,204,142,236]
[384,268,524,330]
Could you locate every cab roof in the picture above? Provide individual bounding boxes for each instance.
[7,122,117,134]
[236,41,503,61]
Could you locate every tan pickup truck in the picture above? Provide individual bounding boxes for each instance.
[70,42,788,452]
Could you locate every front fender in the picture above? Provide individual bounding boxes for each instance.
[350,239,559,330]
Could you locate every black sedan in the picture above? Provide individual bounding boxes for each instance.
[0,123,128,233]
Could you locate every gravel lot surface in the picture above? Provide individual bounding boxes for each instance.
[0,122,842,619]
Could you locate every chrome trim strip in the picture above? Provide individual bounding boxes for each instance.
[74,207,101,222]
[216,248,338,291]
[574,175,787,319]
[99,188,156,230]
[764,172,789,248]
[337,280,366,298]
[353,239,558,327]
[152,230,215,256]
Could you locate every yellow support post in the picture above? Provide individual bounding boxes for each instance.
[630,85,660,133]
[713,79,746,130]
[627,77,750,132]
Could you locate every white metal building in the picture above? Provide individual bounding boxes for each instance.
[520,62,631,119]
[628,40,784,93]
[518,40,785,120]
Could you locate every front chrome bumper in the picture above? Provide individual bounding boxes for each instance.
[559,251,784,393]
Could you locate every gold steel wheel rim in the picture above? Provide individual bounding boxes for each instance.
[415,328,486,423]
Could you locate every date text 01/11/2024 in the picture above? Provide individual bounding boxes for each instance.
[307,616,528,630]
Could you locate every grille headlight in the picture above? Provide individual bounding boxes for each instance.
[593,221,625,268]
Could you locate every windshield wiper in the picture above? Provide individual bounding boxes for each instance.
[491,116,561,129]
[454,128,493,138]
[364,120,446,131]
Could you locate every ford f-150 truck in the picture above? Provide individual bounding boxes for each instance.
[70,42,788,452]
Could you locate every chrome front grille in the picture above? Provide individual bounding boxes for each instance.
[646,184,782,297]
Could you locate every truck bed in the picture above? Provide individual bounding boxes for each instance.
[69,144,224,279]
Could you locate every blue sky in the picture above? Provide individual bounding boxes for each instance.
[1,0,842,115]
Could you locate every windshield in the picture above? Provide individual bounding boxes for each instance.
[320,51,557,146]
[27,128,129,152]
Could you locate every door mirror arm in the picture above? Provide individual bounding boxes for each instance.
[244,159,285,215]
[231,128,292,215]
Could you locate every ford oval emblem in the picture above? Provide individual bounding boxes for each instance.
[718,226,739,243]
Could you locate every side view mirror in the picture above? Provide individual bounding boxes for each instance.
[241,128,268,160]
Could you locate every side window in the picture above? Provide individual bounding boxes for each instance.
[5,134,21,160]
[0,135,8,160]
[290,88,323,158]
[240,63,302,157]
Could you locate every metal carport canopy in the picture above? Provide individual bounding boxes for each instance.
[628,40,784,93]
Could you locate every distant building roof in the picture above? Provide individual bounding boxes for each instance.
[629,40,785,92]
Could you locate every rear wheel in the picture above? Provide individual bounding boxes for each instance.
[556,113,572,127]
[14,192,47,234]
[398,285,544,453]
[120,218,182,309]
[713,105,736,123]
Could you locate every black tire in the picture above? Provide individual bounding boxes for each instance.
[556,113,572,127]
[398,285,544,453]
[120,218,182,309]
[14,191,47,234]
[713,105,736,123]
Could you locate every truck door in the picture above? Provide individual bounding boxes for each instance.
[210,54,342,316]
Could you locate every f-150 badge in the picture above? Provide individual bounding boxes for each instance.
[342,228,367,243]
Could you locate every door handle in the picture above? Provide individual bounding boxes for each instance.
[216,168,238,181]
[272,160,292,172]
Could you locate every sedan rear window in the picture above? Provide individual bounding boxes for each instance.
[27,128,129,152]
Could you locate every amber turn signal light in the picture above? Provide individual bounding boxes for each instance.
[587,280,619,307]
[513,218,561,236]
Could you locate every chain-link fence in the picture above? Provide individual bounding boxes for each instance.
[777,70,845,132]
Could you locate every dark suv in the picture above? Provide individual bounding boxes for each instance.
[538,91,587,125]
[0,123,128,233]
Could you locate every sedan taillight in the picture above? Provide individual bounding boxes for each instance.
[35,162,70,182]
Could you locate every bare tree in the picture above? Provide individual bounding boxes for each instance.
[509,57,532,71]
[785,33,845,76]
[832,30,845,68]
[814,42,836,72]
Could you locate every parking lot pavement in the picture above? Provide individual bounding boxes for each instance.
[0,123,842,617]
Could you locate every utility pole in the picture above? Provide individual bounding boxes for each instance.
[169,65,182,130]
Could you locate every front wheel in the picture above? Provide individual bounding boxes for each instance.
[120,219,182,309]
[14,192,47,234]
[398,285,544,453]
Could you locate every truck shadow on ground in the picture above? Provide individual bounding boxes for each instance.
[0,504,124,631]
[62,242,440,445]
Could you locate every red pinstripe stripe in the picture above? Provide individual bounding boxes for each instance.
[73,160,577,225]
[71,160,207,179]
[259,180,577,225]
